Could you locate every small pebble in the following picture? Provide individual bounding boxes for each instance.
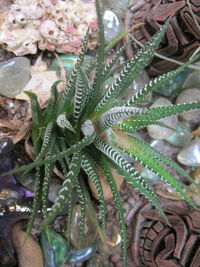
[177,138,200,167]
[0,57,31,98]
[147,98,178,139]
[103,10,123,42]
[165,120,191,147]
[175,88,200,121]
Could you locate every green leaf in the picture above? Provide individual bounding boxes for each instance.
[24,91,43,128]
[43,80,60,123]
[95,137,169,223]
[112,131,197,209]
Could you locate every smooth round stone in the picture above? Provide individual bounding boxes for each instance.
[147,98,178,139]
[122,71,151,104]
[182,70,200,89]
[103,10,123,43]
[40,228,71,267]
[48,180,62,203]
[0,57,31,98]
[177,138,200,167]
[165,120,191,147]
[67,245,96,264]
[70,205,97,249]
[140,168,160,184]
[98,223,122,256]
[0,137,14,162]
[176,88,200,121]
[156,70,191,97]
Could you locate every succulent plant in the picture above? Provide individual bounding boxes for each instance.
[10,0,200,265]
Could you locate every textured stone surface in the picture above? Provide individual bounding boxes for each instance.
[0,57,30,98]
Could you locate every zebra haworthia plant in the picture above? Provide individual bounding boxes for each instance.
[12,0,200,265]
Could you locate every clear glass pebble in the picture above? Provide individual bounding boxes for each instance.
[177,138,200,167]
[103,10,123,43]
[0,57,30,98]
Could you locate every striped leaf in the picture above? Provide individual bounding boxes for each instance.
[98,157,127,267]
[82,152,106,227]
[134,102,200,121]
[112,131,197,209]
[75,177,86,246]
[72,66,89,123]
[97,106,143,131]
[125,54,200,107]
[56,113,76,133]
[93,19,170,115]
[95,137,168,222]
[59,28,89,113]
[44,152,82,225]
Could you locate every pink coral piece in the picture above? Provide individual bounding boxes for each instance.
[0,0,97,55]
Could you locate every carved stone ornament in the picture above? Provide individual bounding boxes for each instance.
[131,198,200,267]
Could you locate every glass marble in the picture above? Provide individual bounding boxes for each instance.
[166,120,191,147]
[177,138,200,167]
[105,0,130,18]
[155,69,191,97]
[103,10,123,43]
[0,57,31,98]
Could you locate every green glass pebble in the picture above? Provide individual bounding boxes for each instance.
[51,54,78,79]
[40,228,71,267]
[165,120,191,147]
[51,54,94,79]
[0,57,31,98]
[156,70,191,97]
[67,245,97,264]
